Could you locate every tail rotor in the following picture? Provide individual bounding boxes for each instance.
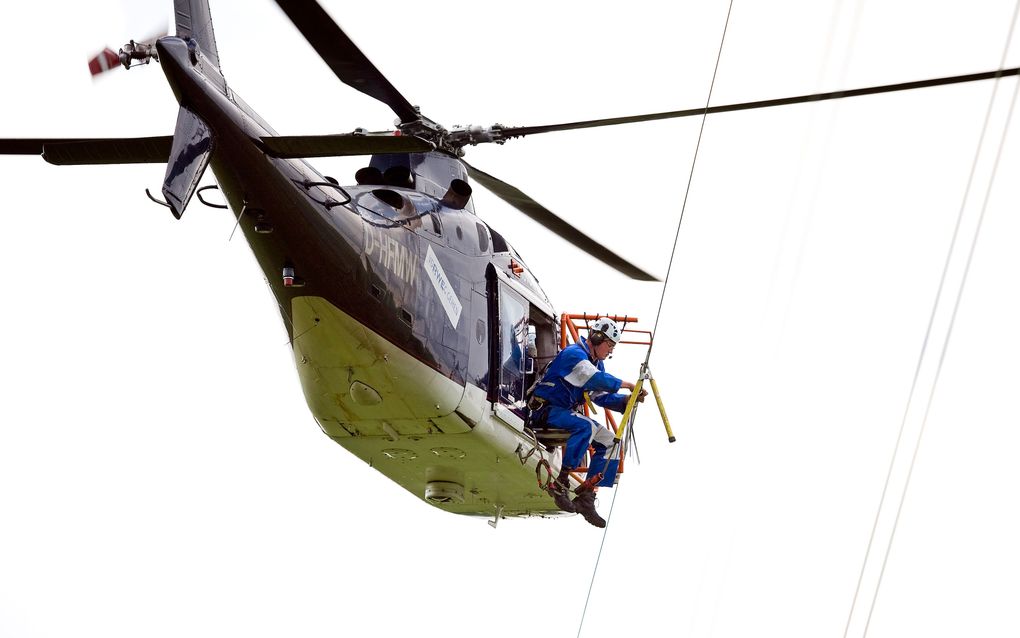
[87,29,166,78]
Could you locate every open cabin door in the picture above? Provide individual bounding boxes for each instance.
[485,267,559,415]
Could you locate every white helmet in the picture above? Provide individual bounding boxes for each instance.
[590,317,623,344]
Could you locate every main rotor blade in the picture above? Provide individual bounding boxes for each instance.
[463,162,659,282]
[260,133,433,158]
[0,136,172,164]
[273,0,419,124]
[501,66,1020,139]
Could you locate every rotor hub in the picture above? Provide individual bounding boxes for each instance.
[118,39,158,70]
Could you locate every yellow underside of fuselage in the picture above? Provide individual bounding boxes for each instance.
[289,296,568,518]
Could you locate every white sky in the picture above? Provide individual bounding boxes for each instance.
[1,1,1019,637]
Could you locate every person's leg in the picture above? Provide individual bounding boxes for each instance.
[547,407,599,471]
[585,426,620,487]
[544,408,611,528]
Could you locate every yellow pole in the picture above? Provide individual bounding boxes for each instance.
[613,376,645,444]
[649,376,675,443]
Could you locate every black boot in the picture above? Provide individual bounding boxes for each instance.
[548,469,576,513]
[550,483,576,512]
[572,489,607,528]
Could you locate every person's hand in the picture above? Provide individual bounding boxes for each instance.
[620,382,646,402]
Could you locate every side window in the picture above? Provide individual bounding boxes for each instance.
[476,222,489,253]
[497,283,529,407]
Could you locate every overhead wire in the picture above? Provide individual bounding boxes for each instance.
[842,3,1020,636]
[648,0,735,350]
[576,1,735,635]
[860,14,1020,638]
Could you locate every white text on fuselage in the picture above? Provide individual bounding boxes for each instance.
[365,226,417,288]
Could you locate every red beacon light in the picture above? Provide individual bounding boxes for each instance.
[282,266,307,288]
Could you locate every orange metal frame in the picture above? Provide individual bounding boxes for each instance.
[558,313,652,475]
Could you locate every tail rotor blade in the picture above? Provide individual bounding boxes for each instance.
[88,48,121,77]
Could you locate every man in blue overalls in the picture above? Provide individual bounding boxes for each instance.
[529,317,645,527]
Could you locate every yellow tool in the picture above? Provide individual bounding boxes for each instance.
[649,373,675,442]
[614,364,674,444]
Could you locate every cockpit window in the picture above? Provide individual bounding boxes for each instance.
[489,227,509,253]
[497,283,529,406]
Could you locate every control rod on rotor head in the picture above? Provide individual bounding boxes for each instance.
[394,107,452,150]
[446,124,509,152]
[396,117,513,156]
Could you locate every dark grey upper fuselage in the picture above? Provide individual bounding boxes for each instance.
[155,36,554,395]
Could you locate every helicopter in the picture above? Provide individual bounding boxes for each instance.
[2,0,1016,525]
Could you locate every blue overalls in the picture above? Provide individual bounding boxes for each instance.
[531,338,627,487]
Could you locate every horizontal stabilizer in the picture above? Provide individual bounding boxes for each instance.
[259,133,433,158]
[162,107,213,219]
[0,137,172,164]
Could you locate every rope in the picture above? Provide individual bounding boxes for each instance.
[843,4,1020,636]
[575,2,735,635]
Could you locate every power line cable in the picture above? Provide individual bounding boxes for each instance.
[576,2,735,636]
[861,26,1020,638]
[842,4,1020,636]
[649,0,736,350]
[576,485,621,638]
[841,49,1007,638]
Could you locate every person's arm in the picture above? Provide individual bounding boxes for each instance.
[591,379,647,412]
[566,355,622,394]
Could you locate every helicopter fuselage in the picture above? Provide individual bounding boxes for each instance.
[157,36,567,517]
